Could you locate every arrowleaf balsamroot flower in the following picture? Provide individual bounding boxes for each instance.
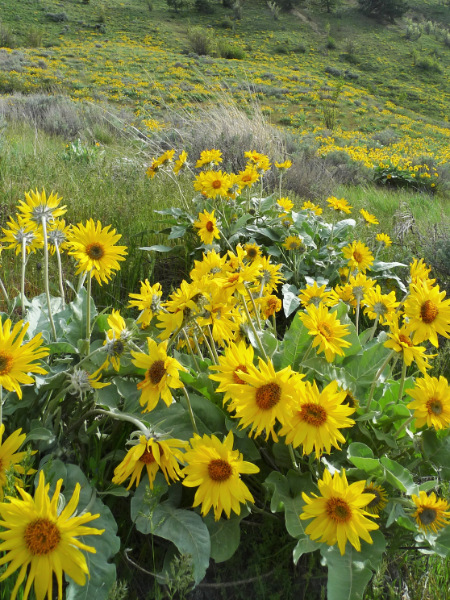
[112,436,187,490]
[411,491,450,534]
[0,320,49,399]
[17,189,66,225]
[193,210,221,245]
[406,374,450,430]
[182,431,259,521]
[128,280,163,328]
[342,240,374,273]
[404,280,450,347]
[0,470,104,600]
[68,219,127,285]
[0,425,30,500]
[300,469,379,555]
[299,303,351,363]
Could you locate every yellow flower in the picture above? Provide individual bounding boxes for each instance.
[406,374,450,430]
[300,469,379,555]
[195,149,222,168]
[360,208,379,226]
[0,470,104,600]
[156,280,204,340]
[67,368,110,398]
[244,242,262,262]
[226,357,304,441]
[244,151,271,172]
[236,167,259,189]
[131,338,186,412]
[404,280,450,347]
[182,431,259,520]
[46,219,71,255]
[302,200,323,215]
[255,294,282,319]
[363,285,399,324]
[279,380,355,457]
[412,491,450,534]
[1,215,44,255]
[277,197,294,215]
[209,341,254,403]
[376,233,392,247]
[409,258,436,287]
[274,159,292,170]
[299,303,351,363]
[17,189,66,225]
[342,240,374,273]
[101,309,130,371]
[67,219,127,285]
[128,280,162,328]
[0,320,49,399]
[190,249,228,282]
[253,256,284,294]
[112,435,187,490]
[283,235,303,251]
[384,317,434,374]
[0,426,29,500]
[173,150,188,175]
[194,171,231,199]
[363,483,388,515]
[197,288,240,346]
[298,282,331,308]
[193,209,221,245]
[326,196,352,214]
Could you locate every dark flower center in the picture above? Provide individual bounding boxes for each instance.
[419,507,437,526]
[326,498,352,523]
[212,180,222,189]
[86,242,105,260]
[318,322,333,340]
[420,300,438,324]
[426,397,443,416]
[140,448,156,464]
[208,459,232,482]
[0,351,13,375]
[255,382,281,410]
[206,221,215,232]
[148,360,166,385]
[24,519,61,555]
[233,365,248,385]
[398,334,413,347]
[299,403,327,427]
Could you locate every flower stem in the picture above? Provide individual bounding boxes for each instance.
[395,414,414,439]
[0,276,10,309]
[96,409,150,435]
[240,293,268,361]
[206,325,220,364]
[0,385,3,428]
[368,315,379,341]
[397,361,408,404]
[55,241,66,308]
[365,349,396,413]
[41,216,57,341]
[86,275,92,355]
[182,386,199,434]
[355,298,360,337]
[21,238,27,317]
[182,328,200,371]
[288,444,299,470]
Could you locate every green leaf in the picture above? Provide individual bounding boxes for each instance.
[347,443,382,475]
[422,430,450,470]
[140,244,175,252]
[26,427,56,443]
[282,283,301,317]
[321,531,386,600]
[433,527,450,558]
[279,314,311,370]
[343,338,392,386]
[168,225,187,239]
[204,510,246,563]
[380,457,417,494]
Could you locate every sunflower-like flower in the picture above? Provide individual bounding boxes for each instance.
[234,166,258,191]
[255,294,282,319]
[67,368,109,398]
[182,431,259,521]
[283,235,303,251]
[46,218,71,255]
[363,285,399,325]
[112,435,187,490]
[326,196,352,214]
[226,358,304,441]
[302,200,323,215]
[1,215,44,255]
[173,150,188,175]
[194,171,231,199]
[253,256,284,294]
[197,288,240,346]
[406,374,450,430]
[209,341,254,403]
[17,189,66,225]
[193,209,221,245]
[101,309,131,371]
[363,483,388,515]
[67,219,127,285]
[0,426,29,500]
[298,282,331,308]
[243,242,262,262]
[360,208,379,226]
[195,149,222,169]
[157,280,205,340]
[244,151,271,172]
[384,317,434,374]
[376,233,392,247]
[409,258,435,287]
[299,303,351,363]
[411,491,450,534]
[274,160,292,170]
[300,469,379,555]
[404,280,450,347]
[0,320,49,399]
[277,197,294,215]
[131,338,186,412]
[190,249,229,282]
[342,240,374,273]
[279,380,355,457]
[0,470,104,600]
[128,280,162,328]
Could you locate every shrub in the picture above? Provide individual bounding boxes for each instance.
[371,128,400,146]
[325,65,342,77]
[25,26,44,48]
[0,22,16,48]
[326,36,337,49]
[194,0,214,13]
[217,17,234,28]
[187,26,215,55]
[358,0,409,22]
[416,55,442,73]
[217,40,245,59]
[45,12,68,22]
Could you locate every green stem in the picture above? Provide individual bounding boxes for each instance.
[21,237,27,317]
[368,315,379,341]
[246,285,263,332]
[86,275,92,355]
[206,325,220,364]
[365,349,396,413]
[397,360,407,404]
[41,216,57,341]
[96,409,151,435]
[395,414,414,439]
[0,384,3,428]
[288,444,299,470]
[195,323,217,365]
[182,328,200,371]
[355,298,360,337]
[192,330,204,361]
[0,276,10,308]
[182,386,199,434]
[55,241,66,308]
[240,293,268,361]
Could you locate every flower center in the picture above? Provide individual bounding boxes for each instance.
[373,301,388,316]
[208,459,232,482]
[112,340,125,355]
[326,498,352,523]
[255,382,281,410]
[366,489,381,509]
[139,448,156,464]
[212,180,222,189]
[86,242,105,260]
[206,221,215,232]
[246,248,258,259]
[0,352,13,375]
[353,251,363,263]
[398,334,413,347]
[233,364,248,385]
[299,403,327,427]
[148,360,166,385]
[24,519,61,555]
[420,300,438,324]
[419,507,437,526]
[318,322,334,340]
[426,397,443,415]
